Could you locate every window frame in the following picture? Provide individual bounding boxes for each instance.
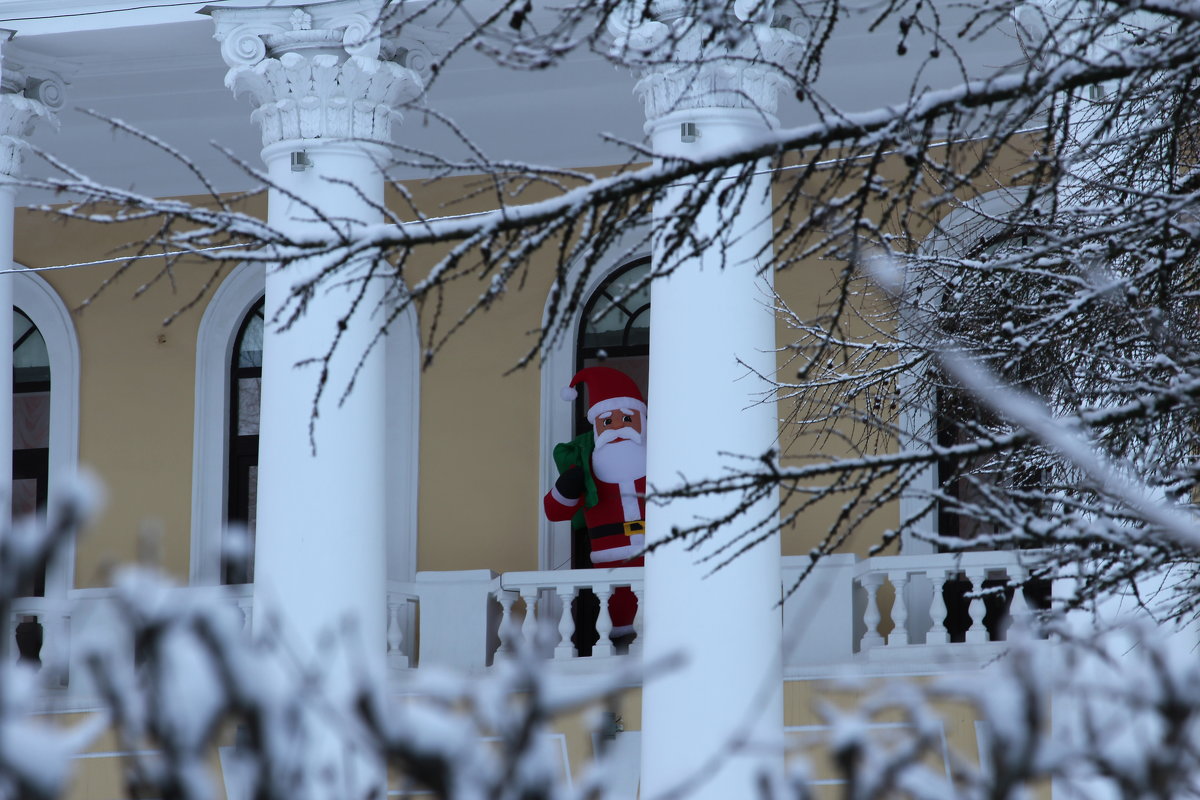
[900,190,1029,554]
[11,269,80,598]
[538,240,651,571]
[224,296,263,584]
[190,262,266,586]
[191,262,422,586]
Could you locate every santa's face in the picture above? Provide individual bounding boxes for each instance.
[594,408,642,440]
[592,409,647,484]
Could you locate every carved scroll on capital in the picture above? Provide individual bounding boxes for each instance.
[330,12,380,60]
[24,75,65,111]
[206,0,448,146]
[217,22,276,68]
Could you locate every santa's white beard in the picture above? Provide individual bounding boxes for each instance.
[592,435,647,484]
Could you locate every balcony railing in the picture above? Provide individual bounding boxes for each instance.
[8,550,1048,699]
[493,566,643,661]
[850,551,1048,657]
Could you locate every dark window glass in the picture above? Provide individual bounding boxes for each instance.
[575,258,650,437]
[14,308,49,597]
[570,259,651,568]
[225,298,263,585]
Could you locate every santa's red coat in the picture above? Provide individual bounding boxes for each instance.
[544,466,644,635]
[544,473,645,567]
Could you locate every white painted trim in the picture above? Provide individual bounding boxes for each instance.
[189,262,421,584]
[14,268,80,596]
[384,306,421,583]
[190,262,264,586]
[538,232,650,571]
[901,190,1025,554]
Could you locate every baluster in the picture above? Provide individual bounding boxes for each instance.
[1007,566,1031,636]
[519,587,540,652]
[236,597,252,634]
[51,613,70,687]
[887,571,910,646]
[495,591,517,655]
[925,569,950,645]
[593,584,614,657]
[965,568,989,643]
[387,600,408,668]
[555,586,577,660]
[859,572,885,650]
[6,612,16,661]
[629,584,644,656]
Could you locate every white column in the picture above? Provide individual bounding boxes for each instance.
[0,47,63,534]
[617,7,803,799]
[208,0,426,683]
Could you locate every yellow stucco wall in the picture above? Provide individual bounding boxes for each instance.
[15,201,271,586]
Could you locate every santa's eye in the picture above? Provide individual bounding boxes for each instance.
[603,418,612,426]
[623,415,632,423]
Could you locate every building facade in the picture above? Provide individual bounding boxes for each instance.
[0,1,1070,798]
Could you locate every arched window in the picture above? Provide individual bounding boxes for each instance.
[904,198,1052,637]
[932,228,1045,546]
[8,269,82,603]
[192,261,420,587]
[538,245,652,571]
[224,297,263,585]
[563,258,651,568]
[14,307,50,597]
[574,258,651,435]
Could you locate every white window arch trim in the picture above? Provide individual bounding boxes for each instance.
[190,262,263,585]
[14,267,81,597]
[190,262,421,585]
[899,189,1026,554]
[539,229,650,571]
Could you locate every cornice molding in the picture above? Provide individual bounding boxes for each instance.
[205,0,445,148]
[611,1,805,122]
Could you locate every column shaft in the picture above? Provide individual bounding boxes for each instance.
[254,141,387,673]
[643,108,783,799]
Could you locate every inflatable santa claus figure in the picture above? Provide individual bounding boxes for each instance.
[543,366,646,638]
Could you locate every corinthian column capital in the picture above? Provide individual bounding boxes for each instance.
[0,34,66,179]
[204,0,446,148]
[611,1,805,124]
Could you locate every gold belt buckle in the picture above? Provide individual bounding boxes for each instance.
[623,521,644,537]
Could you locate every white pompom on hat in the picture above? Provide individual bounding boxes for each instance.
[564,366,647,423]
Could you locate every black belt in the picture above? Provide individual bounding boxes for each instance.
[589,521,645,540]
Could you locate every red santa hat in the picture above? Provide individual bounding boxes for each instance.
[561,366,647,424]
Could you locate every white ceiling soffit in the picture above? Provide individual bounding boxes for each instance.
[0,0,1024,202]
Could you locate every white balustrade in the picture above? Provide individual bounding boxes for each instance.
[7,551,1054,707]
[491,567,643,662]
[851,551,1046,654]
